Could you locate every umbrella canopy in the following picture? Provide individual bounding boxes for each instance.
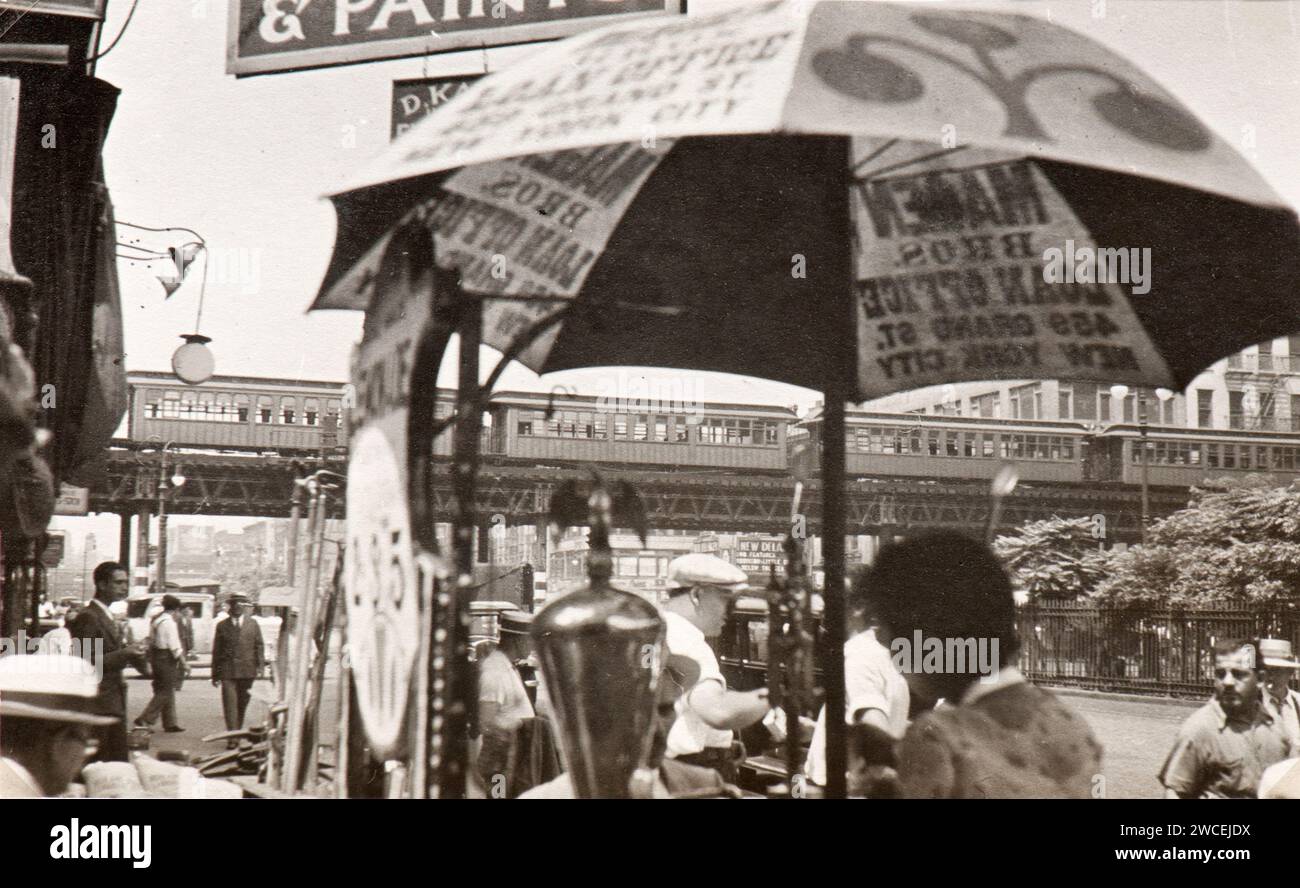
[315,0,1299,401]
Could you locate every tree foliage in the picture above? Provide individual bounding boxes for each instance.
[993,516,1109,602]
[1092,482,1300,605]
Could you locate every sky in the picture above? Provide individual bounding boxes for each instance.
[57,0,1300,543]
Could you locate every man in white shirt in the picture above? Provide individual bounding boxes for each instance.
[805,619,910,789]
[133,594,186,733]
[660,553,770,782]
[475,611,536,789]
[0,653,117,798]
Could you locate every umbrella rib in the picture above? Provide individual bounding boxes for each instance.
[851,138,902,175]
[857,145,971,182]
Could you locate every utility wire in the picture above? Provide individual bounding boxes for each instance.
[86,0,140,62]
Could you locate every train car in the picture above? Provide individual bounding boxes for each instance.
[482,389,797,472]
[127,371,349,456]
[1086,423,1300,487]
[792,406,1090,484]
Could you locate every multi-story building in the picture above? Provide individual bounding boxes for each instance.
[863,337,1300,432]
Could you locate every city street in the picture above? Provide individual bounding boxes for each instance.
[122,670,1192,799]
[1052,691,1199,800]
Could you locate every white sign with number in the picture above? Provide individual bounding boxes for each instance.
[345,425,420,759]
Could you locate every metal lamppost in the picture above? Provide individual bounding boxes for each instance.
[143,438,186,593]
[1110,385,1174,543]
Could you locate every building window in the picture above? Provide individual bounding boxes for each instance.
[1122,394,1135,423]
[1098,392,1111,423]
[144,389,163,418]
[1228,390,1244,429]
[1058,386,1072,420]
[1161,399,1174,425]
[970,391,1000,418]
[1197,390,1213,428]
[1010,383,1039,420]
[1258,340,1274,372]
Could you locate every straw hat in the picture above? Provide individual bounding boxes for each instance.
[0,654,116,725]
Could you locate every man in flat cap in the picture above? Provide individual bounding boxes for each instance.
[0,653,117,798]
[212,593,265,746]
[659,553,771,782]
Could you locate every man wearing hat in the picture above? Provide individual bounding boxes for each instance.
[212,593,265,746]
[133,594,187,734]
[1260,638,1300,753]
[475,610,536,790]
[0,653,118,798]
[660,553,771,782]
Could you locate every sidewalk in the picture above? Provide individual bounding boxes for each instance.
[1046,685,1202,710]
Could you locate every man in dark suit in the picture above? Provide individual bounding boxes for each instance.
[212,593,265,747]
[66,561,144,762]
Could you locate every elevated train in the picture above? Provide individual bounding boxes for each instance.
[125,372,1300,488]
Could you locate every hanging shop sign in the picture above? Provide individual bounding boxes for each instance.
[391,75,480,141]
[229,0,682,77]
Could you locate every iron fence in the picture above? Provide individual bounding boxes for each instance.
[1016,599,1300,698]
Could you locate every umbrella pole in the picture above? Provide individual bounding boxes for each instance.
[820,136,853,801]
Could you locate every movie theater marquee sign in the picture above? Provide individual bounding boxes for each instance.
[230,0,681,76]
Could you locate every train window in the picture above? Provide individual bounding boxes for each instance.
[854,429,870,452]
[634,415,648,441]
[945,431,958,457]
[616,556,637,577]
[1240,447,1252,470]
[560,410,576,437]
[235,394,249,423]
[144,390,163,418]
[654,418,668,442]
[908,430,923,455]
[614,415,629,438]
[1278,448,1296,470]
[1188,443,1201,466]
[763,423,778,445]
[280,397,297,425]
[982,435,995,458]
[517,410,537,436]
[926,430,939,456]
[1259,446,1270,469]
[637,556,657,577]
[256,395,273,423]
[674,419,688,443]
[179,390,196,419]
[304,398,319,426]
[1206,444,1219,468]
[595,415,608,439]
[1062,439,1075,461]
[1223,446,1236,469]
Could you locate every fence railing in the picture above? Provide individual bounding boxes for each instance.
[1016,600,1300,698]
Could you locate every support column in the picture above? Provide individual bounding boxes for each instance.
[117,511,131,571]
[134,503,151,593]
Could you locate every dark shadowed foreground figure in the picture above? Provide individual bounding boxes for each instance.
[864,531,1102,799]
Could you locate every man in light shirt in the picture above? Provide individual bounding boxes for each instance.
[660,553,770,782]
[805,570,909,789]
[133,594,186,733]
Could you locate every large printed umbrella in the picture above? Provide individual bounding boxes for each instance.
[315,0,1300,798]
[315,0,1300,401]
